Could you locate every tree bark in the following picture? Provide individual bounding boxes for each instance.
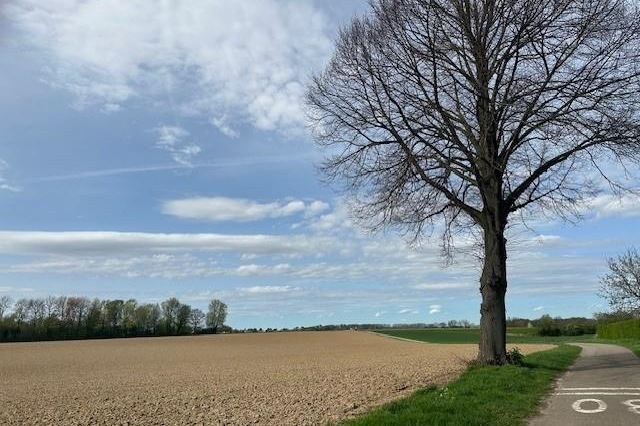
[478,223,508,365]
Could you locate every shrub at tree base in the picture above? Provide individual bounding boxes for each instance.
[597,319,640,340]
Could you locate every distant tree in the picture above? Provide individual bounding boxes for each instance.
[307,0,640,364]
[0,294,205,342]
[149,303,161,334]
[104,300,124,330]
[133,304,152,334]
[176,303,192,334]
[595,310,636,324]
[506,317,531,328]
[12,298,28,324]
[161,297,181,334]
[537,315,561,336]
[54,296,67,321]
[189,308,206,333]
[85,299,103,335]
[206,299,228,333]
[0,295,12,319]
[44,295,57,319]
[121,299,138,332]
[600,249,640,315]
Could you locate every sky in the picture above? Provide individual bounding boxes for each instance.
[0,0,639,329]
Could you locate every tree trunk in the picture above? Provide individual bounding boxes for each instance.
[478,224,508,364]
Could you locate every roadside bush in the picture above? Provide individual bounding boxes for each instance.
[537,315,561,336]
[597,318,640,339]
[534,315,596,336]
[506,347,524,366]
[562,323,596,336]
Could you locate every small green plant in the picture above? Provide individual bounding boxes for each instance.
[506,347,524,366]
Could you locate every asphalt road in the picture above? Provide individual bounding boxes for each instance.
[529,343,640,425]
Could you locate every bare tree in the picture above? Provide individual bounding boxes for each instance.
[307,0,640,363]
[0,295,11,319]
[189,308,206,333]
[600,248,640,314]
[161,297,181,334]
[206,299,228,333]
[176,304,191,334]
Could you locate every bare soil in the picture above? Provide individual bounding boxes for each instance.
[0,331,551,425]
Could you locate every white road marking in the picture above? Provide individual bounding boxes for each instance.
[560,387,640,391]
[571,399,607,414]
[622,399,640,414]
[556,392,640,396]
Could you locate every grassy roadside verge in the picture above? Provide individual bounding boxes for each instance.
[375,328,640,357]
[375,328,597,344]
[340,345,581,426]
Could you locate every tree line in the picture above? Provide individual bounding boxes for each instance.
[0,295,227,342]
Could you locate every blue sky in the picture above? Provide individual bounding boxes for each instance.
[0,0,639,329]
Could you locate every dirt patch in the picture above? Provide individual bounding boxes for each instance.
[0,331,552,425]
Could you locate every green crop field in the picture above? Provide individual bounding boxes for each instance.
[376,328,597,344]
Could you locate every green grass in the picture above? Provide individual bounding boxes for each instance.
[376,328,640,356]
[340,345,581,426]
[376,328,597,344]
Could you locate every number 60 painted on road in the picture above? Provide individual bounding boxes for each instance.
[572,399,640,414]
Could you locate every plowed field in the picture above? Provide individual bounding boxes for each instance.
[0,331,551,425]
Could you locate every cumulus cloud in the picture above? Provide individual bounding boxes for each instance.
[154,125,201,166]
[4,0,332,134]
[0,231,335,256]
[308,201,353,232]
[162,197,328,222]
[429,304,442,314]
[587,193,640,218]
[533,306,544,311]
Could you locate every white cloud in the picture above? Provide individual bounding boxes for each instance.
[0,159,21,192]
[309,201,353,232]
[305,200,330,217]
[4,0,332,134]
[398,308,418,315]
[429,304,442,315]
[8,254,222,279]
[154,125,201,166]
[533,306,544,311]
[587,193,640,218]
[0,231,335,256]
[239,285,299,295]
[235,263,291,276]
[162,197,327,222]
[413,282,472,291]
[374,311,384,318]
